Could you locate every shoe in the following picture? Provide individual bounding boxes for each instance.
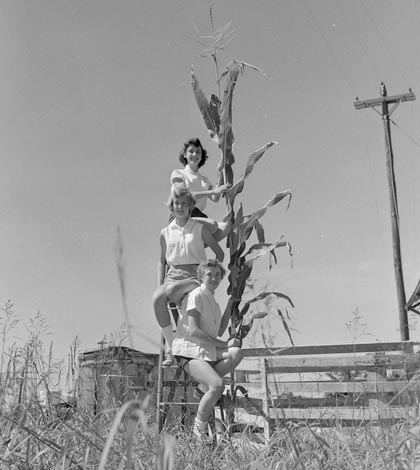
[193,424,213,445]
[162,351,174,367]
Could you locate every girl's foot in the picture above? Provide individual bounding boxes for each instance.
[193,423,212,445]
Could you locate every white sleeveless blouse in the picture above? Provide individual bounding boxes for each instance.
[161,218,206,265]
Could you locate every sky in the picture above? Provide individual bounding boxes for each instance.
[2,0,420,365]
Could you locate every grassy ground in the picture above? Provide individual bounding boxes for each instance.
[2,394,420,469]
[1,302,420,469]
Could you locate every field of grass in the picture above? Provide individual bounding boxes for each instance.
[2,395,420,469]
[2,301,420,469]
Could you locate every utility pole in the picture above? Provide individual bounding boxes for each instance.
[354,83,415,341]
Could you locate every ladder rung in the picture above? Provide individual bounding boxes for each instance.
[162,382,194,387]
[159,401,199,406]
[159,401,224,407]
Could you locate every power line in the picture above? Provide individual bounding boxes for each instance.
[302,0,357,97]
[335,0,382,83]
[358,0,411,88]
[390,118,420,150]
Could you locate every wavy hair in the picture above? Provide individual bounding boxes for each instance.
[166,184,196,213]
[178,137,209,168]
[196,259,226,281]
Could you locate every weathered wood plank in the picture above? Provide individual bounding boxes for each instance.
[261,358,270,440]
[263,380,415,394]
[267,406,416,421]
[236,355,420,374]
[235,380,417,395]
[241,342,420,357]
[234,405,417,424]
[265,354,419,373]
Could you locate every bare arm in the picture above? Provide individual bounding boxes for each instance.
[188,309,241,349]
[201,226,224,262]
[157,233,167,286]
[209,184,232,203]
[188,309,228,349]
[171,173,230,203]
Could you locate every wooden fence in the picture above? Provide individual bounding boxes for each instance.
[232,341,420,439]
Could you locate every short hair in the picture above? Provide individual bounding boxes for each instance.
[166,184,196,213]
[196,259,226,281]
[178,138,209,168]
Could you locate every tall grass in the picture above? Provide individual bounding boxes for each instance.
[1,301,420,468]
[1,307,418,470]
[3,392,420,467]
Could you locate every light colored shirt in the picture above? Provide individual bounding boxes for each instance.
[161,218,206,266]
[172,285,222,361]
[170,167,212,212]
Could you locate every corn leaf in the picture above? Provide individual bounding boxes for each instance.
[245,240,292,260]
[219,64,241,185]
[240,291,295,318]
[228,141,278,201]
[277,308,295,346]
[236,311,269,340]
[227,257,255,309]
[254,220,265,244]
[219,59,266,82]
[228,240,292,312]
[226,257,252,305]
[237,190,292,246]
[191,68,220,144]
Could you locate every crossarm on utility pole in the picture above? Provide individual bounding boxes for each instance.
[354,90,415,110]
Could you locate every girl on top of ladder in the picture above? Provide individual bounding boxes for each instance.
[153,184,224,367]
[170,137,231,241]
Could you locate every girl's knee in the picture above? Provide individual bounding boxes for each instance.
[152,285,167,305]
[167,280,197,305]
[165,284,173,299]
[152,286,171,326]
[208,380,224,395]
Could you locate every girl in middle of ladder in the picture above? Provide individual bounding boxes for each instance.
[153,185,224,367]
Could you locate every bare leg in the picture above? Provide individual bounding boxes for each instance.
[186,348,242,422]
[166,279,199,306]
[152,285,173,361]
[213,346,243,377]
[197,347,243,394]
[153,284,171,328]
[186,359,225,423]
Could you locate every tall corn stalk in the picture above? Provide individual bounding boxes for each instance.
[190,8,294,342]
